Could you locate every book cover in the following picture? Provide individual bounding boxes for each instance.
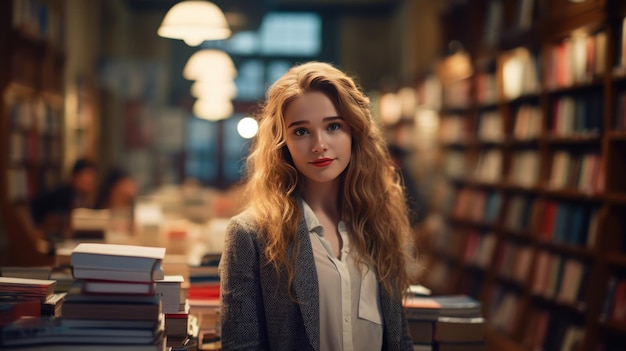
[70,243,165,272]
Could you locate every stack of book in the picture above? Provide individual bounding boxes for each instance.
[0,276,56,327]
[156,275,196,350]
[187,253,221,350]
[404,295,441,351]
[404,294,486,351]
[1,243,167,350]
[432,295,486,351]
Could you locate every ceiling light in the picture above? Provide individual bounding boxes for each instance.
[193,98,233,121]
[183,49,237,81]
[190,80,237,100]
[158,1,231,46]
[237,117,258,139]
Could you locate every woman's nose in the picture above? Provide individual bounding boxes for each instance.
[312,133,328,153]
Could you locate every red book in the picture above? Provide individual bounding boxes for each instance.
[0,300,41,327]
[541,202,558,241]
[610,281,626,322]
[187,284,220,299]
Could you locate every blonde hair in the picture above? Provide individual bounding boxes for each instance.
[243,61,415,298]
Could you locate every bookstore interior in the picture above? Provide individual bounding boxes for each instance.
[1,0,626,350]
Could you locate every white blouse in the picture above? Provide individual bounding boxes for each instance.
[302,201,383,351]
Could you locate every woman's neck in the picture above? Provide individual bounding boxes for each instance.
[301,180,341,216]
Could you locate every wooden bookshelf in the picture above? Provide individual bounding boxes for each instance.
[0,0,66,266]
[419,0,626,350]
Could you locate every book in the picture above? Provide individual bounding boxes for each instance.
[72,265,164,283]
[61,298,161,321]
[0,266,51,280]
[82,280,156,295]
[0,343,165,351]
[1,316,163,342]
[61,284,162,321]
[403,296,441,320]
[71,208,110,239]
[0,299,41,327]
[0,276,56,301]
[434,316,486,343]
[41,292,66,317]
[156,275,184,313]
[70,243,166,273]
[431,295,482,318]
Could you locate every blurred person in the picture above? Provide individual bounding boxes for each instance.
[30,158,98,238]
[220,62,418,350]
[95,167,138,211]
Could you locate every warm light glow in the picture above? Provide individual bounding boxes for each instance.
[183,49,237,81]
[190,80,237,100]
[379,92,402,125]
[397,87,417,117]
[158,0,231,46]
[193,98,233,121]
[237,117,258,139]
[502,52,525,99]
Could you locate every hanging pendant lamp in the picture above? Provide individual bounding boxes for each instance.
[183,49,237,81]
[158,1,231,46]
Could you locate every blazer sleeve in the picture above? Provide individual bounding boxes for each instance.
[219,215,269,351]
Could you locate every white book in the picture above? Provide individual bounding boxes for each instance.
[72,264,164,283]
[71,243,165,272]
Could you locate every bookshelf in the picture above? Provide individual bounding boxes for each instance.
[419,0,626,350]
[0,0,65,266]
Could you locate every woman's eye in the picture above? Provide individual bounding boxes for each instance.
[328,123,340,131]
[294,128,308,136]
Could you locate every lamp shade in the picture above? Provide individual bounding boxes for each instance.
[158,1,231,46]
[193,98,233,121]
[183,49,237,81]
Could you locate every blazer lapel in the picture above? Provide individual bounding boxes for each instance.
[292,206,320,351]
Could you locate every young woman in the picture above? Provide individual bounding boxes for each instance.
[219,62,417,351]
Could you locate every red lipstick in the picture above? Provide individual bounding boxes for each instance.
[310,158,334,167]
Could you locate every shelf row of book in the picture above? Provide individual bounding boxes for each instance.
[443,148,606,194]
[427,260,626,350]
[8,97,62,134]
[438,231,590,303]
[6,166,59,202]
[11,0,63,47]
[488,286,587,351]
[9,132,62,165]
[441,105,607,149]
[447,188,602,248]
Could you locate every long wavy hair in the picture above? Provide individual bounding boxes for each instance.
[243,61,415,299]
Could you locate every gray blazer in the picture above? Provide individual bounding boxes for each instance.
[219,207,414,351]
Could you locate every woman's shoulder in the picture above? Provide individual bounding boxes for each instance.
[229,208,257,229]
[227,208,264,241]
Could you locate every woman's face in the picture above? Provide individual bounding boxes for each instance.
[283,91,352,186]
[112,178,138,206]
